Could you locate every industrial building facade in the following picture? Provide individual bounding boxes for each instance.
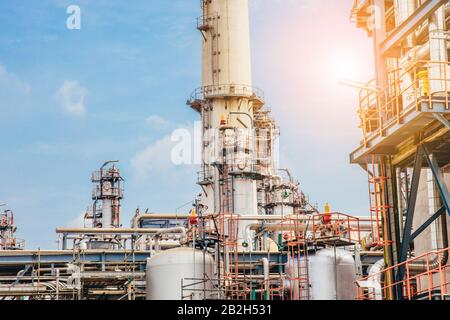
[351,0,450,300]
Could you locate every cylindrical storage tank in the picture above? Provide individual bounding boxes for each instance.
[146,248,215,300]
[309,248,356,300]
[285,248,356,300]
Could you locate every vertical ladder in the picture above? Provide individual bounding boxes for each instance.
[218,131,240,299]
[367,155,391,247]
[286,217,310,300]
[221,165,233,214]
[211,16,220,85]
[218,213,240,299]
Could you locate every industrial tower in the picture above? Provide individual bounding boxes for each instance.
[0,210,24,251]
[88,161,124,229]
[188,0,309,248]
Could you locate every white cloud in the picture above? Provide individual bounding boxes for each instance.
[58,80,87,116]
[130,123,200,184]
[0,64,31,94]
[129,128,199,213]
[66,211,87,228]
[146,114,169,128]
[130,134,175,183]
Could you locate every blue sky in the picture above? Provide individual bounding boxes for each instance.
[0,0,374,249]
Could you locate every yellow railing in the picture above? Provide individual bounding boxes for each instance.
[358,60,450,147]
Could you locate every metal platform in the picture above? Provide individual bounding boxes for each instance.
[351,99,450,165]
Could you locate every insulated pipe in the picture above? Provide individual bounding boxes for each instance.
[361,217,449,298]
[207,214,373,222]
[245,223,308,251]
[241,217,373,233]
[245,223,308,234]
[367,258,385,300]
[214,167,221,214]
[244,219,372,251]
[278,169,294,184]
[132,213,373,222]
[261,257,269,299]
[153,227,187,252]
[131,214,190,228]
[0,286,48,294]
[409,214,448,274]
[399,42,450,71]
[55,228,163,235]
[401,42,430,68]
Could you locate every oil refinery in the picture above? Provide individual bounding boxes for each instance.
[0,0,449,301]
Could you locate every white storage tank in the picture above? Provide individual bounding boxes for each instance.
[310,248,356,300]
[146,248,215,300]
[286,248,356,300]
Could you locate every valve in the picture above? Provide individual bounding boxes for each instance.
[220,114,227,126]
[189,208,198,225]
[322,202,332,224]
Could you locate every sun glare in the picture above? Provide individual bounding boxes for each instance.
[328,51,368,83]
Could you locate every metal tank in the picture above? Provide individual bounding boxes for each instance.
[286,248,356,300]
[146,248,215,300]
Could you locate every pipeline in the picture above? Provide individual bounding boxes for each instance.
[132,212,372,221]
[245,223,308,251]
[131,214,189,228]
[153,227,187,252]
[366,258,385,300]
[409,214,448,274]
[56,227,163,235]
[367,214,449,295]
[261,258,269,299]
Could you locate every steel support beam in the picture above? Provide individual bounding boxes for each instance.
[381,156,399,300]
[433,113,450,130]
[380,0,448,57]
[395,146,424,296]
[424,146,450,216]
[398,146,424,264]
[395,143,449,298]
[410,206,446,241]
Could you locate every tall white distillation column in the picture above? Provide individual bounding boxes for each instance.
[190,0,264,248]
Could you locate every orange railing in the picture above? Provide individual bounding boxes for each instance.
[216,213,243,299]
[357,247,450,300]
[366,155,393,248]
[358,60,450,147]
